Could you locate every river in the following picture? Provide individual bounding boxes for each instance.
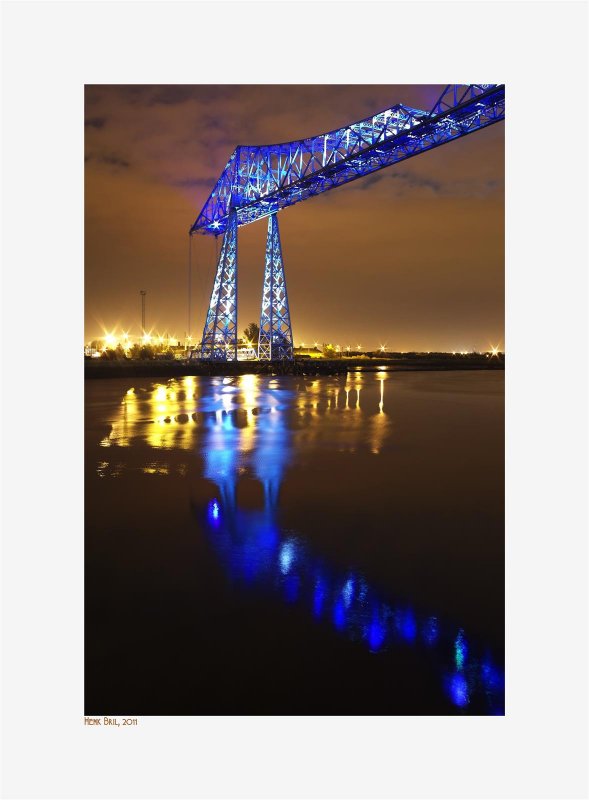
[85,369,504,715]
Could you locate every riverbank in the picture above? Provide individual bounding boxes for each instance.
[85,354,504,379]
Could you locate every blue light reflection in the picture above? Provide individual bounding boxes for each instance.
[367,614,386,653]
[455,629,468,671]
[279,541,296,575]
[196,375,504,715]
[207,499,221,526]
[342,578,354,608]
[397,609,417,643]
[313,578,327,619]
[423,616,439,647]
[447,672,469,708]
[333,599,346,631]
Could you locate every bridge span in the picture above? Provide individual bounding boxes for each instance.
[189,84,505,362]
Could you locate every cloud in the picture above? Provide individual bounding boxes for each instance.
[86,152,131,169]
[350,168,502,199]
[85,116,106,129]
[148,85,201,106]
[119,85,242,108]
[389,170,442,195]
[172,176,219,189]
[357,173,385,190]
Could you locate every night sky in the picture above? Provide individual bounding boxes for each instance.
[85,84,504,351]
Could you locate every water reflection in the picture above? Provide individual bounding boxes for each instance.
[96,373,504,714]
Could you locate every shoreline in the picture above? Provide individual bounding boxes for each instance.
[85,355,505,380]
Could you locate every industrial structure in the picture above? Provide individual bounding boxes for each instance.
[189,84,505,361]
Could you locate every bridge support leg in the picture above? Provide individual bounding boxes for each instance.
[258,213,294,361]
[199,210,238,360]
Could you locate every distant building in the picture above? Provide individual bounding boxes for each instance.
[294,347,322,359]
[188,345,258,362]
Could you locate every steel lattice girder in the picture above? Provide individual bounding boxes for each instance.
[258,214,293,362]
[190,85,504,236]
[198,209,238,360]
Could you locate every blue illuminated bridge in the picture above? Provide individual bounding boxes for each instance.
[189,84,505,361]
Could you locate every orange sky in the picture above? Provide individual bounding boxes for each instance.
[85,85,504,351]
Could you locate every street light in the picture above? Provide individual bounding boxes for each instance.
[140,290,147,336]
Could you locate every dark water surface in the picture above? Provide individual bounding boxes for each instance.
[85,370,504,715]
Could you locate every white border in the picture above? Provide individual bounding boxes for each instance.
[2,2,588,799]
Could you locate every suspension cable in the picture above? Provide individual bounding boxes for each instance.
[187,234,192,344]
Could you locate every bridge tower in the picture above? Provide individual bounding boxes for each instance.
[199,209,238,360]
[258,213,294,361]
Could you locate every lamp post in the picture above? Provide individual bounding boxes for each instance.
[140,290,147,336]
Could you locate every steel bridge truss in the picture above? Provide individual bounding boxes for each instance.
[191,85,505,362]
[190,84,504,236]
[258,214,293,361]
[199,209,238,361]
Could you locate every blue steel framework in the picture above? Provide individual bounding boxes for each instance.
[258,214,293,361]
[190,84,505,360]
[199,209,238,361]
